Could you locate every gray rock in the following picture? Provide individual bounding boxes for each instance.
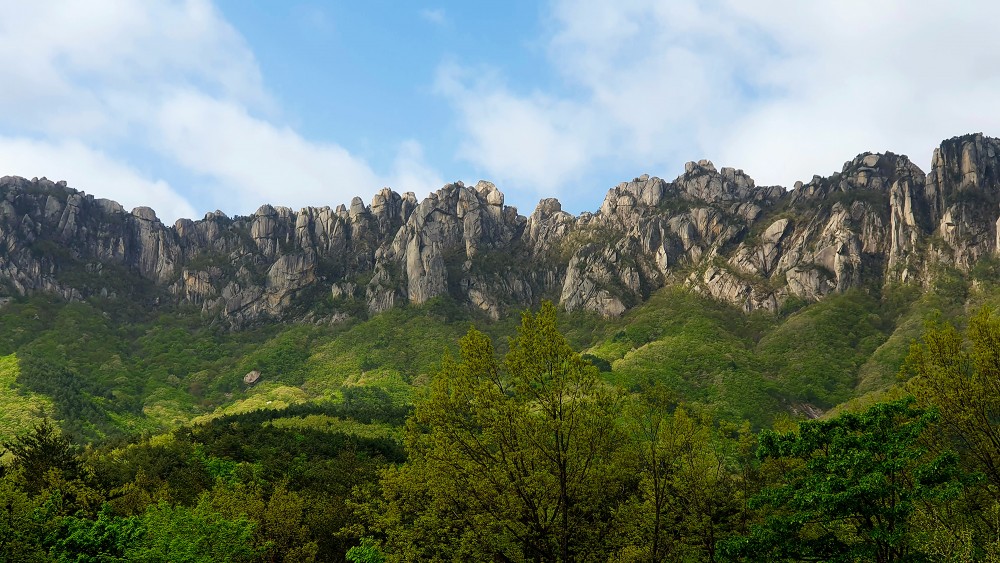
[2,133,1000,325]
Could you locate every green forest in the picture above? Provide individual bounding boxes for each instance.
[2,276,1000,561]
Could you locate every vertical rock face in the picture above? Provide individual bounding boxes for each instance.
[921,135,1000,270]
[2,133,1000,324]
[365,181,527,314]
[128,206,179,283]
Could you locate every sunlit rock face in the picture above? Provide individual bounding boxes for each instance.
[2,133,999,324]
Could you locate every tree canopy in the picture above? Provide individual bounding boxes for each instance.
[724,398,962,562]
[373,301,629,561]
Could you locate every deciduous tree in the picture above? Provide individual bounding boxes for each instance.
[375,302,628,561]
[905,307,1000,494]
[722,398,962,562]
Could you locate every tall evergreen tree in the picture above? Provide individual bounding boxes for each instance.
[3,418,83,495]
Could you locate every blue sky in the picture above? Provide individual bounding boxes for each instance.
[211,1,550,193]
[2,1,1000,223]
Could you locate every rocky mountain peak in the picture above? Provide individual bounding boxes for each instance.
[2,134,999,324]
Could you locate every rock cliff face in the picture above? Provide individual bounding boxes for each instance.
[2,133,999,324]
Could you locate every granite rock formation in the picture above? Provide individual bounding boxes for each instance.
[2,133,998,324]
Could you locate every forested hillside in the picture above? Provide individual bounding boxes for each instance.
[2,300,1000,561]
[4,133,1000,560]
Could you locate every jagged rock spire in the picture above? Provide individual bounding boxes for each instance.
[2,134,999,323]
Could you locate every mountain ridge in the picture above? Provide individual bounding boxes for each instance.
[1,132,997,325]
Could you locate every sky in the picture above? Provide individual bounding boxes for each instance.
[1,1,999,224]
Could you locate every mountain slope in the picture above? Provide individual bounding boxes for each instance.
[1,133,999,438]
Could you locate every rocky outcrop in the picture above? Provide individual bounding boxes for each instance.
[2,133,1000,324]
[561,240,644,318]
[365,181,526,314]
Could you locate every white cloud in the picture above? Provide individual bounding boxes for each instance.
[440,0,1000,195]
[435,64,602,198]
[0,0,266,135]
[0,0,441,223]
[0,137,197,222]
[389,140,446,198]
[420,8,447,26]
[437,0,767,196]
[716,0,1000,185]
[6,0,996,227]
[152,91,443,215]
[154,91,383,214]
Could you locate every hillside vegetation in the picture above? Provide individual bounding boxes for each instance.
[2,297,1000,561]
[4,133,1000,559]
[0,266,979,444]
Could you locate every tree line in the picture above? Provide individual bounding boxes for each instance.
[354,303,1000,562]
[3,302,1000,561]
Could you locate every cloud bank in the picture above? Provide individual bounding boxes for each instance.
[440,0,1000,200]
[0,0,441,223]
[3,1,998,223]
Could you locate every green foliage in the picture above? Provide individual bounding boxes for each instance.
[0,295,66,352]
[341,385,410,424]
[0,273,942,443]
[970,255,1000,284]
[59,396,403,561]
[126,499,258,562]
[562,286,931,427]
[241,325,314,386]
[3,419,83,495]
[303,303,477,399]
[777,294,808,317]
[202,481,320,562]
[619,391,755,561]
[0,353,53,444]
[346,537,386,563]
[757,291,888,407]
[2,297,1000,561]
[16,354,115,441]
[932,265,970,303]
[374,302,630,561]
[828,188,892,219]
[905,307,1000,495]
[0,474,50,561]
[578,287,782,426]
[724,398,964,562]
[854,284,940,394]
[580,352,612,372]
[49,504,143,562]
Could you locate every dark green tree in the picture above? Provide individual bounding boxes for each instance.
[346,537,385,563]
[619,390,751,562]
[48,503,143,562]
[902,307,1000,556]
[3,419,83,495]
[124,499,258,563]
[0,474,50,562]
[722,398,963,562]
